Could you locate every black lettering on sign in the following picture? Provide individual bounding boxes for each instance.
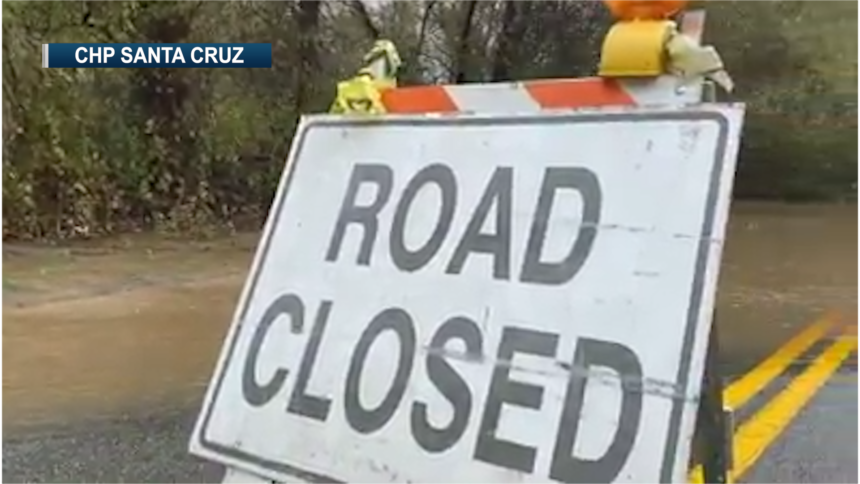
[325,163,603,288]
[520,167,602,286]
[550,338,644,483]
[411,316,483,453]
[344,308,417,434]
[326,164,394,265]
[238,291,646,482]
[287,300,334,422]
[446,167,513,280]
[242,294,304,407]
[474,327,560,473]
[390,164,457,273]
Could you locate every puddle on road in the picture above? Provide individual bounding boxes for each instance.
[716,203,857,376]
[3,203,857,432]
[3,276,244,432]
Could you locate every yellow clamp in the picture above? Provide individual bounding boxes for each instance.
[330,39,402,115]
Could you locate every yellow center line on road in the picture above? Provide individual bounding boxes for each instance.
[688,312,842,483]
[725,313,835,409]
[729,334,857,480]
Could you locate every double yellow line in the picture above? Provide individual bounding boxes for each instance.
[689,311,857,483]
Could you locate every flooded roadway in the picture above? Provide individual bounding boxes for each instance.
[3,202,857,482]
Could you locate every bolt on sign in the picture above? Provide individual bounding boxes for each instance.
[190,106,744,483]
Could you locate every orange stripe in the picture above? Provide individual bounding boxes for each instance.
[382,78,637,114]
[524,78,635,109]
[381,86,459,114]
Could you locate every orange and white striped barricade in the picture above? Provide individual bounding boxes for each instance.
[381,75,701,114]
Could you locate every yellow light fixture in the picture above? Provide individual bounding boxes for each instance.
[598,20,676,77]
[598,1,688,78]
[598,1,734,92]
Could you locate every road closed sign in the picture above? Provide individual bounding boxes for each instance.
[190,106,744,483]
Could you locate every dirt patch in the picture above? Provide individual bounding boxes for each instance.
[845,315,860,338]
[3,232,259,308]
[3,275,246,429]
[715,203,858,372]
[3,233,257,431]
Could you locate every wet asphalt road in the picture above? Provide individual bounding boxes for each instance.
[4,203,855,483]
[742,374,858,484]
[3,410,224,483]
[4,374,856,483]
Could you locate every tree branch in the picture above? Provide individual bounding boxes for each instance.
[81,1,119,42]
[453,0,477,83]
[414,0,437,57]
[349,0,380,40]
[2,40,28,118]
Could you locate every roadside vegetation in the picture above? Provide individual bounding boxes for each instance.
[3,0,856,240]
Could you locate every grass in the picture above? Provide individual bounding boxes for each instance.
[4,278,20,292]
[784,1,857,91]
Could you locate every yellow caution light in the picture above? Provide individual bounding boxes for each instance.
[598,20,676,77]
[599,1,688,77]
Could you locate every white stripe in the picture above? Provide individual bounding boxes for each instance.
[621,76,702,106]
[680,10,706,44]
[42,44,49,68]
[445,83,541,113]
[445,76,701,111]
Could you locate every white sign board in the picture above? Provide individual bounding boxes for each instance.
[190,106,744,483]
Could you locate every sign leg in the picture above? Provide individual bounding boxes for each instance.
[696,315,732,483]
